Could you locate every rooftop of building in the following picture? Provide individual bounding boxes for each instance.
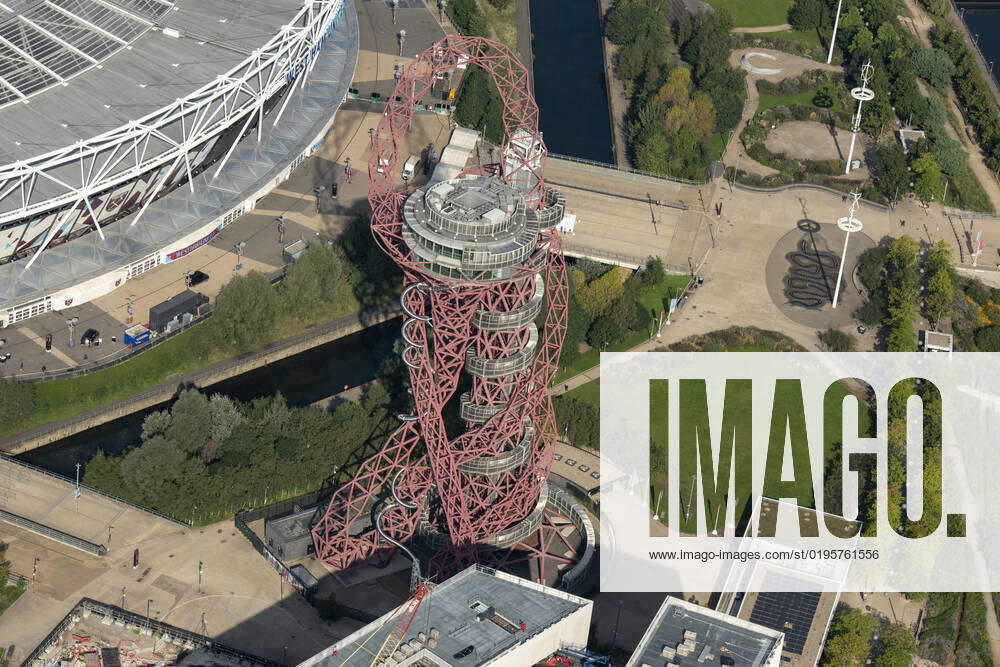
[300,565,591,667]
[0,0,357,308]
[0,0,303,166]
[627,597,783,667]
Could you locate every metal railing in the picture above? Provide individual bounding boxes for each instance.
[547,152,709,186]
[0,452,189,527]
[731,180,891,210]
[233,489,378,622]
[561,242,650,269]
[6,265,290,383]
[20,598,284,667]
[948,0,1000,106]
[0,509,107,556]
[941,205,1000,219]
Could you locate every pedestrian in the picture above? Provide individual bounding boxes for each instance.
[111,336,117,343]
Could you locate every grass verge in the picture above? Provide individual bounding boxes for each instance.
[707,0,791,27]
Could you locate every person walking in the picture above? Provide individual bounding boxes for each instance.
[276,216,286,244]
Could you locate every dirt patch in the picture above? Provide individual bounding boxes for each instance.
[766,120,860,163]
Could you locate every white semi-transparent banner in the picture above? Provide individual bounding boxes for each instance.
[599,352,999,593]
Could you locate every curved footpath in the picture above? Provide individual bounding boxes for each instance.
[723,48,841,178]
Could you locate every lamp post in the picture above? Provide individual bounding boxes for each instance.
[833,192,864,309]
[398,30,406,57]
[146,599,153,631]
[74,462,81,511]
[198,561,203,594]
[845,61,875,175]
[390,0,397,24]
[438,0,446,21]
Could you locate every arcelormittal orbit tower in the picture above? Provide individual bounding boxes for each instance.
[311,35,593,588]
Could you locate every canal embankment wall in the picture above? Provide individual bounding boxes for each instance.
[0,302,401,456]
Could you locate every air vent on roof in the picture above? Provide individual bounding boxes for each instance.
[162,28,182,38]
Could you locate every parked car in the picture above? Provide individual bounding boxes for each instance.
[565,459,577,467]
[553,453,562,461]
[81,329,100,346]
[590,471,600,480]
[185,270,209,287]
[44,333,52,351]
[578,464,590,473]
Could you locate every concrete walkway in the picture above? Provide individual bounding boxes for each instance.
[731,23,792,33]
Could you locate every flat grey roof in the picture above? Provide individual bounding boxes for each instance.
[628,597,782,667]
[0,0,301,165]
[307,566,588,667]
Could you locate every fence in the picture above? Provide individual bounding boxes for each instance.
[6,265,291,383]
[0,452,189,527]
[0,509,106,556]
[544,177,690,211]
[948,0,1000,108]
[732,180,891,211]
[561,242,650,269]
[233,488,378,623]
[19,598,284,667]
[0,300,402,455]
[941,205,1000,220]
[547,153,709,187]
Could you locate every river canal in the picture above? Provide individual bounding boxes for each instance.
[529,0,614,162]
[19,317,400,477]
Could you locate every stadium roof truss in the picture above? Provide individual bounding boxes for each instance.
[0,0,344,270]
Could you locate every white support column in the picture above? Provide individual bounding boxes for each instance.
[833,193,864,309]
[845,61,874,175]
[827,0,844,65]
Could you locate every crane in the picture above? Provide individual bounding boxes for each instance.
[369,582,429,665]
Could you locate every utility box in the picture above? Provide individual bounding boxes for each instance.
[123,324,151,348]
[283,239,308,264]
[148,290,207,333]
[265,505,318,561]
[289,564,320,599]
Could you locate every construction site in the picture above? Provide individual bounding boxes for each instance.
[24,599,280,667]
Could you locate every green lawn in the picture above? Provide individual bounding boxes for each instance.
[706,0,792,27]
[752,27,822,49]
[0,580,25,616]
[554,273,693,384]
[758,89,843,113]
[565,378,599,409]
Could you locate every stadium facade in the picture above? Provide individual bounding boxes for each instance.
[0,0,358,327]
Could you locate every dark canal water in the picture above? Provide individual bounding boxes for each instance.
[963,10,1000,88]
[529,0,613,163]
[19,317,400,477]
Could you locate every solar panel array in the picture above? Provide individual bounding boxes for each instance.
[748,590,820,655]
[0,0,172,104]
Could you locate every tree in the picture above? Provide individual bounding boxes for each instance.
[975,326,1000,351]
[605,2,652,45]
[634,128,672,175]
[911,48,956,89]
[911,153,946,203]
[586,316,624,350]
[914,96,947,133]
[821,608,879,666]
[874,142,909,202]
[788,0,826,31]
[280,243,347,316]
[818,327,858,351]
[924,269,954,324]
[930,136,967,176]
[641,257,665,287]
[214,271,279,350]
[561,296,592,365]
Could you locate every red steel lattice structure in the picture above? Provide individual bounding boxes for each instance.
[311,34,571,581]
